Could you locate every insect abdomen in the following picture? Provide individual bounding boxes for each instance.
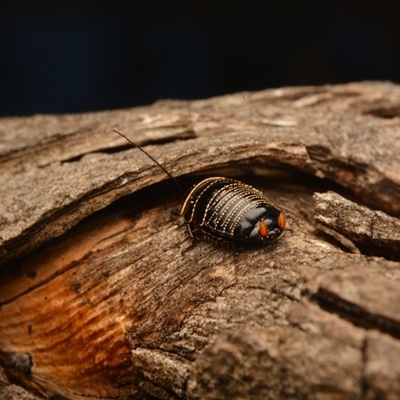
[181,177,285,245]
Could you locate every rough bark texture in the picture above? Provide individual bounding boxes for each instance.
[0,81,400,399]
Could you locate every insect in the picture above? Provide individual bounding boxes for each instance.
[114,130,285,249]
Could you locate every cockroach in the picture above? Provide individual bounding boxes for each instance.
[114,130,285,249]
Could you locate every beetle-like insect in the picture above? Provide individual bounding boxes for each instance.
[114,130,285,249]
[181,176,285,246]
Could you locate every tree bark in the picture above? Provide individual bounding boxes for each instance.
[1,82,400,399]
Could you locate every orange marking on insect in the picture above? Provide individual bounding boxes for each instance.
[259,220,268,238]
[278,212,286,230]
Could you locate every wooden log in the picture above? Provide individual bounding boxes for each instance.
[1,82,400,399]
[314,191,400,260]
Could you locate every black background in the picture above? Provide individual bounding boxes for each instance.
[1,1,400,117]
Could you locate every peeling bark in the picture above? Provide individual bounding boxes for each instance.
[314,191,400,261]
[1,82,400,399]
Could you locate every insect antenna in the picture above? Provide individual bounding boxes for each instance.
[113,129,186,198]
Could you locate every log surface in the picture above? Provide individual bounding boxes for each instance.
[1,82,400,399]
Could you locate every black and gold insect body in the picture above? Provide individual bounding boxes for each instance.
[181,177,285,247]
[114,131,285,249]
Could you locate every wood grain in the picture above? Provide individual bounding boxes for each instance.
[1,82,400,399]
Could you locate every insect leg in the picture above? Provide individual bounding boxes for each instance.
[186,223,196,244]
[180,223,197,254]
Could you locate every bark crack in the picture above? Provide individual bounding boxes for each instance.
[312,288,400,340]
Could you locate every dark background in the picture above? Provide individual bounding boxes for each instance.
[1,1,400,117]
